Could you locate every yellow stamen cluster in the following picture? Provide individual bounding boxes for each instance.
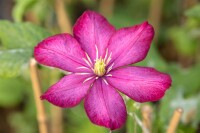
[94,57,106,76]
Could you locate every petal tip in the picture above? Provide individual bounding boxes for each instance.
[140,21,155,36]
[82,10,97,16]
[165,74,172,89]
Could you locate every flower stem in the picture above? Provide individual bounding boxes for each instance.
[141,105,152,133]
[50,69,63,133]
[30,58,48,133]
[99,0,115,18]
[166,108,183,133]
[55,0,72,33]
[148,0,164,43]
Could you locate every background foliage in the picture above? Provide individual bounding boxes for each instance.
[0,0,200,133]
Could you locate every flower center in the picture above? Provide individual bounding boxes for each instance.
[94,57,106,76]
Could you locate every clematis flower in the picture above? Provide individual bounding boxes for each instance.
[34,10,171,130]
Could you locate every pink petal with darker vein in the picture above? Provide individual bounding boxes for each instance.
[84,79,126,130]
[41,74,94,108]
[34,33,90,73]
[73,10,115,62]
[107,21,154,69]
[106,66,171,102]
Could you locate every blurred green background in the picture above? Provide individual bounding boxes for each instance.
[0,0,200,133]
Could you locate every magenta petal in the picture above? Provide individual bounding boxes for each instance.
[106,67,172,102]
[84,79,126,130]
[41,74,94,108]
[73,10,115,61]
[34,33,89,72]
[108,21,154,69]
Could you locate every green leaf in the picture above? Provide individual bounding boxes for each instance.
[0,20,51,77]
[0,49,31,77]
[0,20,51,49]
